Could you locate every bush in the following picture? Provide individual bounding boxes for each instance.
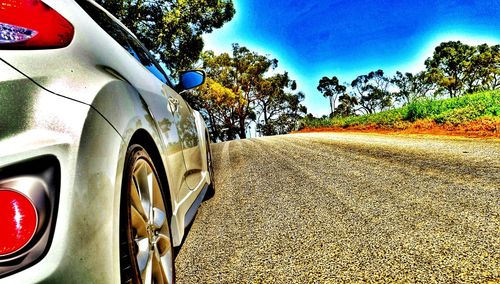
[301,90,500,129]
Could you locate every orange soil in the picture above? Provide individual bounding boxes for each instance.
[295,118,500,139]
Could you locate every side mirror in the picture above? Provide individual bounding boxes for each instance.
[178,70,206,91]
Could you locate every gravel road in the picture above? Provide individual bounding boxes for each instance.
[175,132,500,283]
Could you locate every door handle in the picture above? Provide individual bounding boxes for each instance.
[168,97,179,112]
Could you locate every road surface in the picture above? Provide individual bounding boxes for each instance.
[175,132,500,283]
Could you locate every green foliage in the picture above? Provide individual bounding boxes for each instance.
[256,74,306,136]
[391,71,432,104]
[194,44,306,141]
[317,76,346,115]
[405,90,500,122]
[333,93,358,117]
[351,69,392,114]
[424,41,500,98]
[319,42,499,120]
[301,90,500,129]
[299,116,333,128]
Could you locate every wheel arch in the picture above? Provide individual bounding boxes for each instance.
[127,129,173,218]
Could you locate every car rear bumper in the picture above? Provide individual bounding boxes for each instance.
[0,60,125,283]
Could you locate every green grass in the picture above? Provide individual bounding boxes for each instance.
[301,90,500,129]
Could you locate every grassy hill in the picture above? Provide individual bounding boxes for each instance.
[300,90,500,137]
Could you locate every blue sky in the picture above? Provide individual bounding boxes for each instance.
[203,0,500,116]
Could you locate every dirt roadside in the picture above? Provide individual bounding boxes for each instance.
[296,117,500,139]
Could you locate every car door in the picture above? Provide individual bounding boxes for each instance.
[171,93,204,190]
[90,11,192,200]
[80,0,204,194]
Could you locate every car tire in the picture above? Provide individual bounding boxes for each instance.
[120,144,174,284]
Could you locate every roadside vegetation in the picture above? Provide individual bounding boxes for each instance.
[315,42,500,118]
[300,90,500,136]
[186,45,306,141]
[305,41,500,137]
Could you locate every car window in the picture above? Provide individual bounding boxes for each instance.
[76,0,171,85]
[126,35,171,85]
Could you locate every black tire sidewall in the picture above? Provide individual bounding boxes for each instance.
[119,144,174,283]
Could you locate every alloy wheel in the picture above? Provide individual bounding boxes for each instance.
[122,146,173,284]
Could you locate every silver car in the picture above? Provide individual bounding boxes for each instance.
[0,0,214,282]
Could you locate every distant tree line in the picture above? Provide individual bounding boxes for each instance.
[317,41,500,117]
[186,44,307,141]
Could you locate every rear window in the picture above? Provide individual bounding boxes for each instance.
[76,0,171,85]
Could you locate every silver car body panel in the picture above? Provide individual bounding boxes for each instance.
[0,0,212,282]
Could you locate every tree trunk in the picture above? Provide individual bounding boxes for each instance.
[263,101,269,125]
[238,115,247,139]
[329,96,333,115]
[332,94,338,115]
[208,112,218,142]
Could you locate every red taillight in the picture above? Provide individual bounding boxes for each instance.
[0,0,74,48]
[0,189,38,255]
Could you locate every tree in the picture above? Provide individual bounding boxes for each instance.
[424,41,476,98]
[195,78,242,141]
[391,71,433,105]
[466,44,500,92]
[317,76,346,116]
[269,93,307,135]
[255,73,306,135]
[333,93,357,117]
[351,69,392,114]
[318,41,499,117]
[391,71,414,105]
[230,44,278,138]
[96,0,235,75]
[190,50,247,141]
[193,45,305,140]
